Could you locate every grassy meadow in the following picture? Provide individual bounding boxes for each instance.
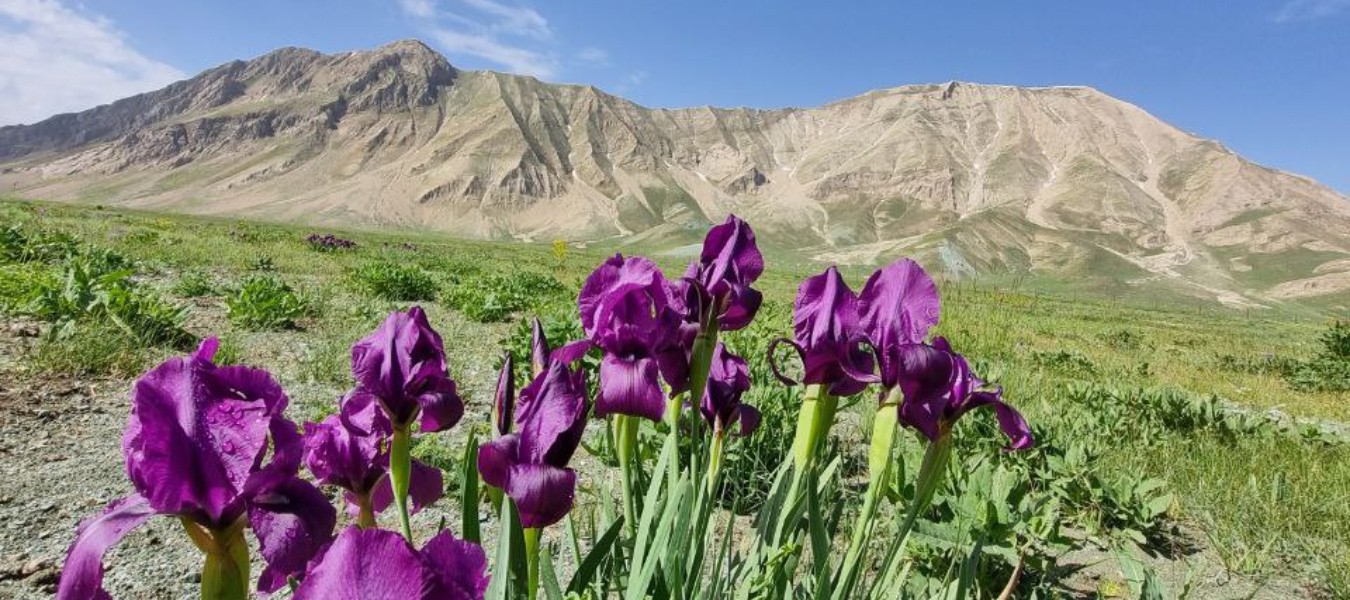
[1,198,1347,598]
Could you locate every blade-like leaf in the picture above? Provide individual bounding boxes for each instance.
[567,516,625,595]
[462,431,481,544]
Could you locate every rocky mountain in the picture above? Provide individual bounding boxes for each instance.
[3,40,1348,306]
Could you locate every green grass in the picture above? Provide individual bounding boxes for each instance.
[1,197,1347,594]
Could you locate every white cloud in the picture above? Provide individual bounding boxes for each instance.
[1273,0,1350,22]
[460,0,550,39]
[396,0,559,78]
[576,47,609,66]
[427,28,556,77]
[398,0,437,19]
[629,70,648,86]
[0,0,184,126]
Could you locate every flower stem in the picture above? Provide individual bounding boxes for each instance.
[871,433,954,596]
[706,430,726,495]
[833,393,900,600]
[390,422,415,543]
[785,384,835,505]
[356,494,377,529]
[523,527,542,600]
[687,326,719,463]
[616,414,640,537]
[181,518,249,600]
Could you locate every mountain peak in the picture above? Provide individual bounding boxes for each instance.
[2,41,1348,306]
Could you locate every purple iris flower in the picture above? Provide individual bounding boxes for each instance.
[293,526,488,600]
[857,258,941,390]
[349,307,463,433]
[303,393,444,522]
[700,343,761,437]
[58,338,336,598]
[578,254,674,422]
[770,266,877,396]
[679,214,765,331]
[890,338,1034,450]
[477,358,589,528]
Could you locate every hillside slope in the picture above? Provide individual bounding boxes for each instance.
[3,40,1348,306]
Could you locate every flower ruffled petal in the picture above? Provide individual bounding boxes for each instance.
[507,463,577,529]
[293,527,430,600]
[595,352,666,423]
[477,434,520,490]
[421,530,491,600]
[56,494,155,600]
[249,477,337,594]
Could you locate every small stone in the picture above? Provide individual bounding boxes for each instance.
[20,558,48,577]
[8,323,39,338]
[26,566,58,586]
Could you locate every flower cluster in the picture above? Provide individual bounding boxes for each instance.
[773,259,1032,450]
[56,214,1034,600]
[305,233,357,251]
[57,308,483,599]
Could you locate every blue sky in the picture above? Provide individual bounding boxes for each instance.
[2,0,1348,194]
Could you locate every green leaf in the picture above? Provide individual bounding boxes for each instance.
[566,516,624,596]
[1146,493,1174,518]
[485,500,515,600]
[461,431,481,544]
[539,545,565,600]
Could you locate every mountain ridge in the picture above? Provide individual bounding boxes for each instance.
[2,39,1348,308]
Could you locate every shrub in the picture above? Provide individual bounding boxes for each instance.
[226,275,308,330]
[351,262,438,301]
[28,257,192,348]
[305,233,358,252]
[251,255,277,272]
[172,270,217,298]
[1031,349,1098,377]
[0,223,80,264]
[444,270,567,323]
[29,322,155,377]
[0,263,50,313]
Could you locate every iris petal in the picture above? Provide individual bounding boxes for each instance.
[369,459,445,515]
[293,527,430,600]
[421,530,491,600]
[507,463,577,529]
[595,352,666,423]
[56,494,155,600]
[477,434,520,490]
[248,477,337,594]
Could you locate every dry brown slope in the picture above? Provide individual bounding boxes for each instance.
[2,40,1348,305]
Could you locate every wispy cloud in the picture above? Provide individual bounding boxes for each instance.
[1273,0,1350,22]
[395,0,558,77]
[576,47,609,66]
[0,0,184,126]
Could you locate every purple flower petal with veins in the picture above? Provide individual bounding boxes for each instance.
[670,215,765,333]
[293,527,488,600]
[858,259,940,389]
[580,255,675,421]
[892,338,1033,450]
[775,266,877,396]
[350,307,463,432]
[700,343,759,436]
[477,359,587,528]
[60,338,335,599]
